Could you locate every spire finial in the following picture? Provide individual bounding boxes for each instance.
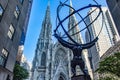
[70,0,73,6]
[48,0,50,6]
[44,0,50,22]
[69,0,73,13]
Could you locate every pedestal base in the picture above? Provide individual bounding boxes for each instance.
[71,75,91,80]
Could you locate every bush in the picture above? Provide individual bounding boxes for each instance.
[13,64,29,80]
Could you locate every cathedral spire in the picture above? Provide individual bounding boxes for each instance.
[68,0,83,43]
[40,1,52,40]
[44,1,51,23]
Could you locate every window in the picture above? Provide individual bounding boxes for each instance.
[0,48,8,66]
[14,6,20,19]
[2,48,8,57]
[7,24,15,39]
[0,5,3,21]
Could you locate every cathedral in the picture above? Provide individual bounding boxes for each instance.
[31,1,93,80]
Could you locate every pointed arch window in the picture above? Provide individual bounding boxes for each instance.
[41,52,46,66]
[59,73,66,80]
[59,76,64,80]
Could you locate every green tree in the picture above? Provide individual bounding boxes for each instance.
[13,64,29,80]
[96,52,120,80]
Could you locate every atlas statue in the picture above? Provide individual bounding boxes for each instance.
[54,0,104,80]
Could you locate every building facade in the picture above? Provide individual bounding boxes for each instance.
[101,40,120,60]
[16,0,33,64]
[0,0,32,80]
[85,7,120,79]
[106,0,120,36]
[31,1,93,80]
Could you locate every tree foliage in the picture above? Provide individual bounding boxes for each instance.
[13,64,29,80]
[96,52,120,80]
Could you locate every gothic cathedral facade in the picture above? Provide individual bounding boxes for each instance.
[31,1,93,80]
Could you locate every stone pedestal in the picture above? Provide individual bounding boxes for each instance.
[71,75,91,80]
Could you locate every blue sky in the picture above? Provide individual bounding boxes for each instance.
[23,0,107,63]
